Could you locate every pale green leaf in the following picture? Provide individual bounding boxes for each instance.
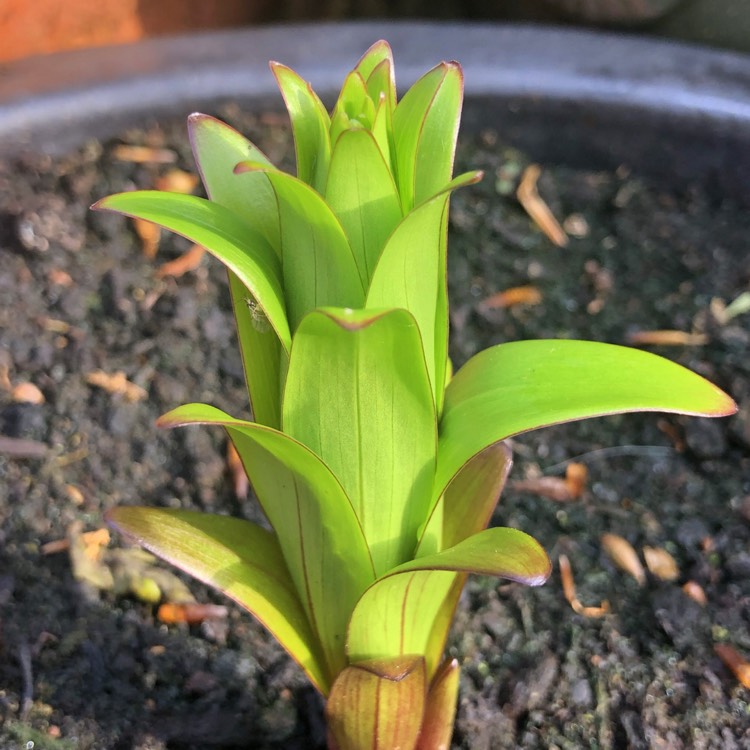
[271,62,331,192]
[436,340,738,500]
[347,528,550,675]
[234,165,365,331]
[329,71,376,145]
[283,308,437,577]
[366,171,482,402]
[157,403,375,684]
[354,40,395,107]
[106,507,329,693]
[188,113,283,427]
[93,191,291,353]
[325,128,402,284]
[392,62,463,212]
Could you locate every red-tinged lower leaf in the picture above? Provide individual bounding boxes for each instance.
[326,656,427,750]
[416,659,460,750]
[157,402,375,687]
[106,507,329,693]
[347,527,550,679]
[436,339,737,501]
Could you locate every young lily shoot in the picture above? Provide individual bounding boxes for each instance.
[94,41,736,750]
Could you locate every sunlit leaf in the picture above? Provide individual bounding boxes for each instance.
[283,308,437,576]
[366,171,481,402]
[354,40,395,108]
[416,658,460,750]
[347,527,550,675]
[188,114,283,427]
[106,507,329,693]
[93,191,291,354]
[392,62,463,212]
[436,339,738,500]
[329,71,376,146]
[326,128,401,285]
[234,164,365,331]
[271,62,331,192]
[326,656,426,750]
[157,403,375,684]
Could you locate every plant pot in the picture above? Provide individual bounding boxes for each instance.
[1,22,748,750]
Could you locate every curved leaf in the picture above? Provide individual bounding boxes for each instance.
[326,128,402,285]
[347,528,550,675]
[106,507,329,694]
[436,339,738,500]
[271,62,331,192]
[158,403,375,685]
[188,113,283,428]
[234,165,365,331]
[283,308,437,577]
[354,40,395,110]
[416,658,460,750]
[93,191,291,354]
[329,71,375,146]
[366,171,481,402]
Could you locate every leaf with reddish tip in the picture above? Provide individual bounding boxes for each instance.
[393,62,463,212]
[187,113,283,428]
[326,655,427,750]
[436,339,738,501]
[106,507,329,693]
[93,191,291,354]
[157,402,375,685]
[354,40,395,109]
[347,528,550,677]
[416,659,460,750]
[283,308,437,577]
[271,62,331,192]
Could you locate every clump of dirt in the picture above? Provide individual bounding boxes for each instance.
[0,108,748,749]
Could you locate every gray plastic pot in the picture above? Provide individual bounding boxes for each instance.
[1,21,749,203]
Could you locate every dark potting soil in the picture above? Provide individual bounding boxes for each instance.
[0,107,748,750]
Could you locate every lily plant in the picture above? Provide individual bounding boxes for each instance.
[94,41,736,749]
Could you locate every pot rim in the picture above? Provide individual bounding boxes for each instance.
[2,21,750,203]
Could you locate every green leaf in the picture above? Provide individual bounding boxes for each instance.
[157,403,375,684]
[106,507,329,694]
[234,164,365,331]
[188,113,283,427]
[271,62,331,192]
[329,71,376,145]
[417,441,512,558]
[187,113,280,250]
[325,128,402,285]
[366,172,481,403]
[392,62,463,212]
[436,340,738,500]
[347,528,550,676]
[283,308,437,577]
[354,40,395,108]
[93,191,291,354]
[326,656,426,750]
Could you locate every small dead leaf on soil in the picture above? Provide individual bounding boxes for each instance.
[516,164,569,247]
[47,268,73,287]
[657,418,686,452]
[226,440,249,500]
[559,554,610,618]
[155,243,206,279]
[133,217,161,259]
[85,369,147,402]
[41,527,110,559]
[601,533,646,586]
[478,285,542,311]
[714,643,750,689]
[112,144,177,164]
[643,546,680,582]
[682,580,707,606]
[11,381,45,405]
[510,463,587,502]
[158,602,229,625]
[626,329,709,346]
[154,168,199,194]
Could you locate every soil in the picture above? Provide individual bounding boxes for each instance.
[0,105,749,750]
